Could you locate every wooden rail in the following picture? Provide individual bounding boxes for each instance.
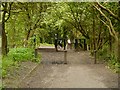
[35,48,67,64]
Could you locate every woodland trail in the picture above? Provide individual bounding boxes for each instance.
[18,49,118,88]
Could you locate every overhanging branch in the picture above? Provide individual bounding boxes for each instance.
[93,4,118,41]
[96,2,120,21]
[5,2,13,22]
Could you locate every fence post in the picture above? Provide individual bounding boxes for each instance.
[94,50,97,64]
[74,39,78,50]
[84,39,87,50]
[64,50,67,64]
[35,49,38,58]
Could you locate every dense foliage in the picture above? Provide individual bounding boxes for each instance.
[1,2,120,74]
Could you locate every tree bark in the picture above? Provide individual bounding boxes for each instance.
[109,34,112,52]
[93,7,96,51]
[2,2,13,55]
[2,3,7,56]
[118,1,120,63]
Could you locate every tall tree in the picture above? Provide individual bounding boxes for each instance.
[94,2,120,61]
[2,2,13,55]
[118,1,120,63]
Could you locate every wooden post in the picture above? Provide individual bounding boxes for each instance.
[84,39,87,50]
[33,35,36,49]
[54,34,58,52]
[94,50,97,64]
[79,39,81,47]
[35,49,38,58]
[55,39,58,51]
[63,39,66,50]
[88,45,90,50]
[74,39,78,50]
[64,50,67,64]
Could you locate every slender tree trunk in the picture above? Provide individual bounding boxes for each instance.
[118,2,120,88]
[97,13,102,51]
[2,3,7,56]
[93,7,96,51]
[118,1,120,63]
[93,7,97,64]
[24,29,31,47]
[109,34,112,52]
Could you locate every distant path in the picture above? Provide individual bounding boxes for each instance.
[39,46,55,48]
[19,50,118,88]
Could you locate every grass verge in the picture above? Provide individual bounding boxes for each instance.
[2,47,41,78]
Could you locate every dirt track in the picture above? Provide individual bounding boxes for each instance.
[18,50,118,88]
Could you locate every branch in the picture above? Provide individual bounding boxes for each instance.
[67,4,78,28]
[96,2,120,21]
[94,4,118,41]
[5,2,13,22]
[96,14,103,47]
[97,38,108,51]
[2,3,5,7]
[99,17,114,37]
[67,3,89,39]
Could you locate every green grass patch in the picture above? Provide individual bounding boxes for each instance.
[40,43,54,47]
[2,57,16,78]
[2,47,41,78]
[7,48,35,62]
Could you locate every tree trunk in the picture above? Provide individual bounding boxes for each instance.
[118,1,120,63]
[93,7,96,51]
[109,34,112,53]
[93,7,97,64]
[24,29,31,47]
[2,3,7,56]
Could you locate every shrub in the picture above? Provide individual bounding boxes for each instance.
[7,48,35,62]
[96,45,120,73]
[107,54,120,73]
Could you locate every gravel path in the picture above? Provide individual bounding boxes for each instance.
[19,50,118,88]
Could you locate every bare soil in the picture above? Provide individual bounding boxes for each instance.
[3,50,118,88]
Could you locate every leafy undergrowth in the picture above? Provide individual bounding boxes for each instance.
[2,47,41,78]
[107,55,120,73]
[97,48,120,73]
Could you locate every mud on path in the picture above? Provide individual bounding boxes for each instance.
[18,50,118,88]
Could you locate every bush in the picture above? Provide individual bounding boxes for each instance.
[7,48,35,62]
[96,45,120,73]
[107,54,120,73]
[97,45,111,61]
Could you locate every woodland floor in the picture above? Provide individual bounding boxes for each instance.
[3,48,118,88]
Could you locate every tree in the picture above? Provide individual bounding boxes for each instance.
[118,1,120,63]
[1,2,13,55]
[93,2,120,62]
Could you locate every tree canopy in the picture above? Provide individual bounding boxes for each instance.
[1,2,120,72]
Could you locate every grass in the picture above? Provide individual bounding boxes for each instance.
[7,48,35,62]
[40,43,54,47]
[2,47,41,78]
